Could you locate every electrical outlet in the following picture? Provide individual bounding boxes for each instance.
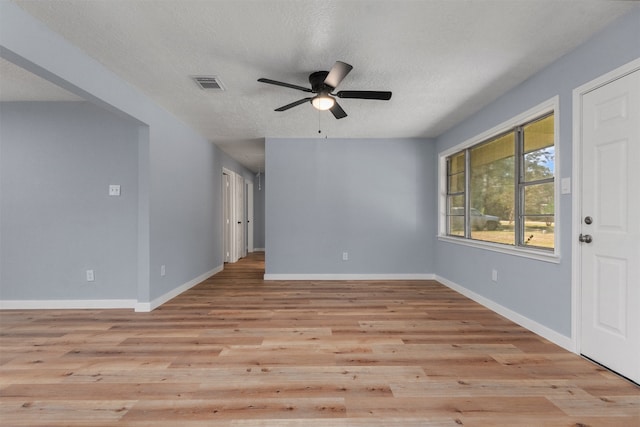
[86,269,95,282]
[160,265,166,276]
[342,251,349,261]
[109,184,121,196]
[491,269,498,282]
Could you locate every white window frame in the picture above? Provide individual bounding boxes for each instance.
[438,96,560,263]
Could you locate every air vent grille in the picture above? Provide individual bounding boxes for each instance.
[192,76,225,91]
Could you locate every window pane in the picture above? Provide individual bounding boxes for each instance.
[523,216,554,249]
[523,182,554,215]
[472,226,515,245]
[448,195,465,214]
[470,208,514,245]
[523,182,554,249]
[447,196,465,236]
[448,217,465,236]
[448,152,465,175]
[524,114,554,154]
[523,114,555,182]
[524,146,554,182]
[469,133,514,244]
[471,132,514,169]
[448,172,465,194]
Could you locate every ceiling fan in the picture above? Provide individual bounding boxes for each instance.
[257,61,392,119]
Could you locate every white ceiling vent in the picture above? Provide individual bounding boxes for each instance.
[192,76,225,91]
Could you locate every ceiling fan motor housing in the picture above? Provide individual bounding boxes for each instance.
[309,71,333,92]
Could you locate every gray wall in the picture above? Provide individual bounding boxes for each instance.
[0,102,139,300]
[434,7,640,337]
[254,172,266,250]
[266,137,435,275]
[0,2,254,306]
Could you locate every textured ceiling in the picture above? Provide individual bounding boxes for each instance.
[7,0,639,172]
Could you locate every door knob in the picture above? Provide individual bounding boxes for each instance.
[579,234,593,243]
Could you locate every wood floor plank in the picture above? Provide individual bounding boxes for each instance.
[1,252,638,425]
[120,397,347,421]
[345,395,566,417]
[390,378,592,398]
[114,417,461,427]
[0,399,134,424]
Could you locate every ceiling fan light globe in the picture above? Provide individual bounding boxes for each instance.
[312,95,335,111]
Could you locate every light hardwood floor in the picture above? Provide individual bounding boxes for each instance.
[1,252,638,426]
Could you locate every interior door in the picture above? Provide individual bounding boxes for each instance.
[235,173,245,260]
[223,172,231,263]
[580,68,640,383]
[247,182,254,253]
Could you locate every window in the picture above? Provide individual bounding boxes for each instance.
[443,107,556,253]
[446,152,465,237]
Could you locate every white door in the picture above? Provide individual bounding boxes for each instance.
[580,67,640,383]
[235,173,245,260]
[247,182,254,253]
[222,172,232,263]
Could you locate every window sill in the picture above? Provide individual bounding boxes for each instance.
[437,235,560,264]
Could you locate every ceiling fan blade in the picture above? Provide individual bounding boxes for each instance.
[324,61,353,89]
[275,97,313,111]
[335,90,392,100]
[329,101,347,119]
[258,78,312,93]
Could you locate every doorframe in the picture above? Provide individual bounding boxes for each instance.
[571,57,640,354]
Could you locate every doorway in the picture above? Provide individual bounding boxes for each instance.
[573,58,640,384]
[222,168,246,264]
[222,171,232,263]
[247,182,254,253]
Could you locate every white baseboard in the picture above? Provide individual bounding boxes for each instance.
[0,299,137,310]
[135,264,223,312]
[435,274,574,352]
[264,273,435,281]
[1,268,572,353]
[0,265,225,313]
[253,248,265,252]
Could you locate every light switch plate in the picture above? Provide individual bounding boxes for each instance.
[561,177,571,194]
